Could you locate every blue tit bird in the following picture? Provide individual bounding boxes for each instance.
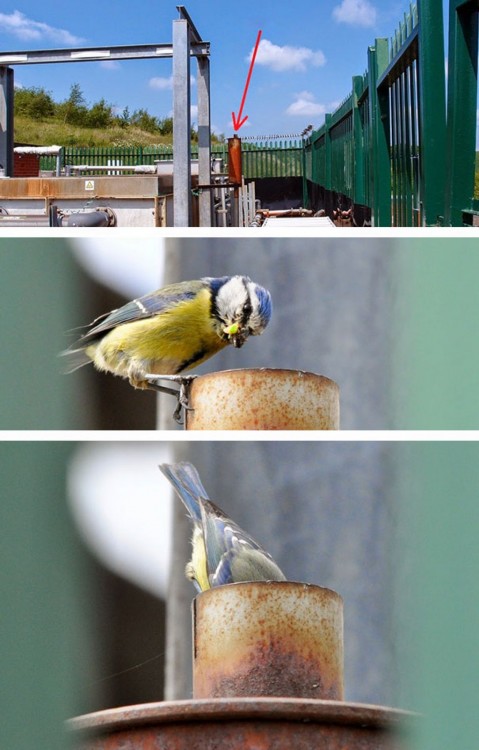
[62,275,272,389]
[159,461,286,592]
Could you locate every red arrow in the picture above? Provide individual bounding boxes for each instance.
[232,29,262,132]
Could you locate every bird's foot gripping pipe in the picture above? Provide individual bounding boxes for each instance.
[144,374,197,424]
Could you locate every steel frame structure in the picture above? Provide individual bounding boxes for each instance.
[0,6,211,226]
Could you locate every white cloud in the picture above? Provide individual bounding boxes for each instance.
[149,75,173,90]
[332,0,377,27]
[228,116,252,129]
[0,10,85,44]
[251,38,326,72]
[286,91,328,117]
[99,60,120,71]
[149,74,196,90]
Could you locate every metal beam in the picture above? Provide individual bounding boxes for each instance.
[177,6,204,45]
[173,19,192,227]
[0,41,209,66]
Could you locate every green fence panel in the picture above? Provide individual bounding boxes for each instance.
[444,0,479,225]
[42,141,304,180]
[301,0,463,226]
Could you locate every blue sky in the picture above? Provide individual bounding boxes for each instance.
[0,1,453,139]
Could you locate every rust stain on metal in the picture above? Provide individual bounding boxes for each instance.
[228,136,242,185]
[0,176,162,199]
[69,698,417,750]
[193,582,344,701]
[185,368,340,430]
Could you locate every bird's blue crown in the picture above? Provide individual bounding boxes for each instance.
[255,285,272,325]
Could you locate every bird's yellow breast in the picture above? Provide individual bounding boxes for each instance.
[190,527,210,591]
[88,288,227,377]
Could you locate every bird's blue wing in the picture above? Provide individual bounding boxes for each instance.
[203,505,285,586]
[200,498,271,584]
[74,280,206,345]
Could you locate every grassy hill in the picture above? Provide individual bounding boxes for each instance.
[13,85,225,149]
[15,114,177,149]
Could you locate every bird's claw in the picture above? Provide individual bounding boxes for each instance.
[144,374,196,425]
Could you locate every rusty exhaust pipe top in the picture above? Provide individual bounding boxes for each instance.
[185,368,340,430]
[69,580,417,748]
[193,582,344,701]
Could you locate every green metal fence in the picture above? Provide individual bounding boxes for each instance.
[40,141,303,180]
[304,0,477,226]
[241,140,303,178]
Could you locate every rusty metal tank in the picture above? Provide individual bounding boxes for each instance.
[69,582,415,749]
[69,698,414,749]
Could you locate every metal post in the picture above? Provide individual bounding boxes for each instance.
[324,115,332,192]
[444,0,478,226]
[0,66,14,177]
[197,55,212,227]
[352,76,365,206]
[417,0,447,225]
[368,40,390,227]
[173,19,192,227]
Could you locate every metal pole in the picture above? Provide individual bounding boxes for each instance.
[197,55,212,227]
[173,19,191,227]
[417,0,447,225]
[368,40,390,227]
[0,66,14,177]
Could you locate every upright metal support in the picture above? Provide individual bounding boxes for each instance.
[444,0,478,225]
[417,0,447,225]
[324,114,332,191]
[368,40,390,227]
[352,76,365,207]
[0,66,14,176]
[197,55,212,227]
[173,18,191,227]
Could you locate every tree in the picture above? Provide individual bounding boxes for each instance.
[158,116,173,136]
[118,106,131,128]
[86,98,114,128]
[58,83,88,125]
[14,86,55,119]
[130,108,160,134]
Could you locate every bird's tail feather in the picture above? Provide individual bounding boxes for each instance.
[59,347,91,374]
[159,462,209,522]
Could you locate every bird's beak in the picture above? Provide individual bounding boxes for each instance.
[223,323,248,348]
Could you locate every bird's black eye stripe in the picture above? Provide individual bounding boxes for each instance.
[210,289,222,322]
[241,297,253,326]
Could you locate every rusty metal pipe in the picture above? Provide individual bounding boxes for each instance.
[193,582,344,700]
[227,135,242,185]
[185,368,340,430]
